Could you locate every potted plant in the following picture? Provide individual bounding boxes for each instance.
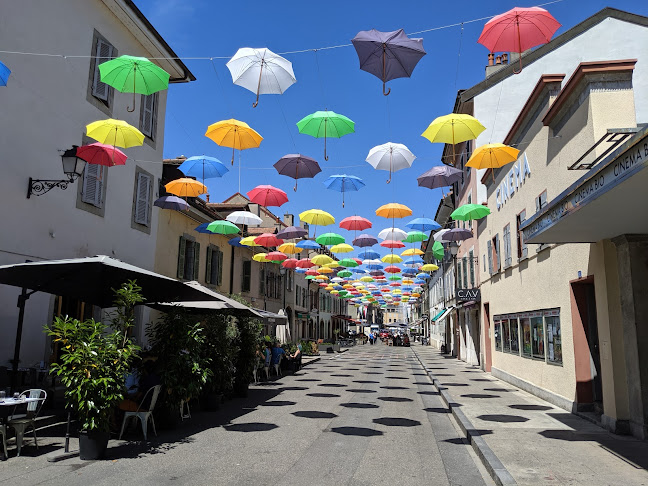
[228,294,262,398]
[201,312,237,410]
[45,281,142,460]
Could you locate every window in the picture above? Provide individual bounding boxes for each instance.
[140,93,158,140]
[535,190,548,213]
[91,36,114,102]
[520,314,532,357]
[469,250,475,287]
[456,260,461,288]
[177,236,199,281]
[502,318,511,352]
[503,224,512,268]
[462,256,468,288]
[509,317,519,354]
[133,171,152,226]
[206,245,223,286]
[242,260,251,292]
[516,209,528,260]
[545,310,562,364]
[81,163,105,208]
[494,320,502,351]
[531,313,545,359]
[259,267,265,295]
[490,235,500,273]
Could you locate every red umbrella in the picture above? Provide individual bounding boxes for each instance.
[319,283,328,287]
[254,233,284,247]
[384,265,401,274]
[266,251,288,262]
[76,142,127,167]
[306,268,319,276]
[296,259,314,268]
[339,216,372,231]
[282,258,298,268]
[352,258,362,265]
[389,282,402,287]
[478,7,560,73]
[380,240,405,249]
[247,185,289,207]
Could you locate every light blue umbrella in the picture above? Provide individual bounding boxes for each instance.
[323,174,365,207]
[358,249,380,260]
[0,61,11,86]
[295,268,307,273]
[178,156,228,185]
[404,256,424,265]
[296,239,320,250]
[405,217,440,232]
[416,272,431,279]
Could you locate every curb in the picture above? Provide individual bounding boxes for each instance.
[300,356,321,367]
[411,347,517,486]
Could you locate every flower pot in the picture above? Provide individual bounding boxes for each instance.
[79,430,110,460]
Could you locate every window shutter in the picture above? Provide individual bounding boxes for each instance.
[177,237,186,279]
[193,242,200,281]
[141,94,156,138]
[82,164,103,207]
[469,250,475,287]
[495,236,501,270]
[134,173,151,225]
[487,240,493,275]
[217,248,223,285]
[535,196,540,213]
[92,39,113,101]
[205,247,212,284]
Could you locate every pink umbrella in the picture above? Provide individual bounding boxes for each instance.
[254,233,284,247]
[76,142,127,167]
[266,251,288,262]
[282,258,298,268]
[247,185,288,207]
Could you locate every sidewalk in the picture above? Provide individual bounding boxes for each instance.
[411,344,648,486]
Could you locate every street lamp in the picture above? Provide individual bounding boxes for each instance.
[27,146,87,198]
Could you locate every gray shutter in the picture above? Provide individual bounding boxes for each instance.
[495,236,501,270]
[177,237,186,279]
[505,227,512,267]
[193,242,200,281]
[82,164,102,207]
[217,248,223,285]
[92,39,113,101]
[205,247,212,284]
[141,94,155,138]
[487,240,493,275]
[134,173,151,225]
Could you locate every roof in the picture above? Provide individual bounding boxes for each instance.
[460,8,648,104]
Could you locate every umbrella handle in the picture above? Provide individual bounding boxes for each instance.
[383,82,391,96]
[231,146,235,165]
[127,66,136,112]
[513,19,523,75]
[253,58,264,107]
[324,121,329,160]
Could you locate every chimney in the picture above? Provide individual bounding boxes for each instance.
[284,213,294,227]
[206,194,210,203]
[502,53,508,64]
[495,55,502,65]
[488,53,494,66]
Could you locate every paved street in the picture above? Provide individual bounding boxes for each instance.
[0,344,491,486]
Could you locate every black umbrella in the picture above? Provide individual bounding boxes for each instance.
[351,29,426,95]
[417,165,463,189]
[273,154,321,191]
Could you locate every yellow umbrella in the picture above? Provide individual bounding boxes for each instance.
[467,143,520,179]
[343,284,353,289]
[401,248,424,256]
[311,254,334,266]
[299,209,335,227]
[323,261,340,268]
[205,119,263,165]
[402,279,414,284]
[420,263,439,272]
[421,114,486,162]
[331,290,339,295]
[165,178,207,197]
[330,243,354,253]
[412,292,421,297]
[315,275,329,281]
[278,243,302,254]
[376,203,412,219]
[382,254,403,264]
[318,267,333,274]
[325,285,334,291]
[253,252,269,262]
[360,276,374,282]
[240,236,260,247]
[86,119,144,148]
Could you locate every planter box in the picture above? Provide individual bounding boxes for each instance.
[319,344,340,353]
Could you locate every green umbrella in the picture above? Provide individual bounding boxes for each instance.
[206,220,240,235]
[404,230,428,243]
[451,203,491,221]
[387,275,402,281]
[297,110,355,160]
[99,55,170,112]
[338,258,359,268]
[316,232,345,246]
[432,241,445,261]
[305,275,317,280]
[337,270,353,278]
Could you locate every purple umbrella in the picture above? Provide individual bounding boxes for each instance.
[417,165,463,189]
[273,154,321,191]
[441,228,473,242]
[370,270,385,277]
[154,196,189,211]
[353,234,378,247]
[351,29,426,96]
[277,225,308,239]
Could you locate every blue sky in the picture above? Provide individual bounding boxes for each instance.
[137,0,647,259]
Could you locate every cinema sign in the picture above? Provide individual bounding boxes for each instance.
[456,288,481,302]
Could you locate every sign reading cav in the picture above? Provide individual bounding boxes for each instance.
[456,288,481,302]
[496,153,531,210]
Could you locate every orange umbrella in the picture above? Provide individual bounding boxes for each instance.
[375,203,412,219]
[165,178,207,198]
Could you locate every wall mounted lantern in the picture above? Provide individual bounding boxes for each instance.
[27,146,87,198]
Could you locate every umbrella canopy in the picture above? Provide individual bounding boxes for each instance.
[422,114,486,148]
[404,231,428,243]
[405,217,441,232]
[253,253,269,263]
[228,236,244,247]
[442,228,473,242]
[178,156,228,184]
[165,178,207,198]
[254,233,284,247]
[296,259,314,268]
[358,249,380,260]
[451,204,491,221]
[404,256,424,265]
[277,226,308,239]
[278,243,301,254]
[380,240,405,249]
[378,227,408,241]
[300,209,335,227]
[417,165,463,190]
[317,267,333,274]
[478,7,561,73]
[194,223,212,234]
[420,263,440,272]
[205,119,263,164]
[98,55,170,112]
[247,185,288,207]
[206,220,240,235]
[382,254,403,264]
[226,47,296,107]
[384,265,401,274]
[266,251,288,262]
[86,119,144,148]
[76,143,127,167]
[274,154,322,191]
[0,60,11,86]
[226,211,263,226]
[240,236,260,247]
[431,241,445,261]
[296,240,321,250]
[311,254,334,266]
[376,203,412,219]
[297,111,355,160]
[338,258,359,268]
[316,233,345,246]
[366,142,416,184]
[353,234,378,247]
[330,243,354,254]
[340,216,372,232]
[337,270,353,278]
[351,28,426,95]
[323,174,365,207]
[401,248,424,256]
[466,143,520,171]
[154,195,188,211]
[282,258,298,268]
[433,229,450,242]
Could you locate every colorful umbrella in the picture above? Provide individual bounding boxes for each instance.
[451,204,491,221]
[277,226,308,239]
[0,60,11,86]
[205,119,263,165]
[296,240,321,250]
[86,119,144,148]
[282,258,299,268]
[433,229,450,242]
[405,218,441,232]
[194,223,212,234]
[228,236,244,247]
[206,220,240,235]
[380,240,405,249]
[401,248,424,256]
[226,211,263,226]
[165,178,207,198]
[240,236,260,247]
[254,233,284,247]
[478,7,561,73]
[323,174,365,207]
[339,258,359,268]
[385,266,401,274]
[421,114,486,162]
[98,55,170,112]
[340,216,372,232]
[431,241,445,261]
[330,243,354,254]
[299,209,335,227]
[378,227,408,241]
[178,156,228,185]
[376,203,412,219]
[226,47,296,107]
[297,110,355,160]
[353,234,378,247]
[253,253,269,263]
[311,254,334,266]
[417,165,463,190]
[337,270,353,278]
[154,196,188,211]
[366,143,416,184]
[76,143,127,167]
[441,228,473,242]
[404,231,428,243]
[266,251,288,262]
[466,144,520,177]
[278,243,301,254]
[247,185,288,207]
[358,249,380,260]
[296,259,315,268]
[351,29,426,95]
[316,233,345,246]
[274,154,322,191]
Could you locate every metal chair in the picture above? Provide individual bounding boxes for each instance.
[0,423,8,459]
[7,389,47,456]
[118,385,160,441]
[273,354,283,377]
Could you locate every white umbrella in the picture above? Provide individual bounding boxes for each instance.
[331,277,344,283]
[378,227,408,241]
[226,211,263,226]
[366,142,416,183]
[226,48,297,107]
[433,229,450,242]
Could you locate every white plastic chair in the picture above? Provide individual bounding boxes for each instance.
[273,354,283,377]
[119,385,160,441]
[8,389,47,456]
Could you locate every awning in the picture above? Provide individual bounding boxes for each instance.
[434,307,455,322]
[431,309,446,321]
[149,300,261,318]
[254,309,288,326]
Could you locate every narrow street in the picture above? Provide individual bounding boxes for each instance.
[0,344,491,486]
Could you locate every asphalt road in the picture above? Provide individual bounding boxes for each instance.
[1,344,491,486]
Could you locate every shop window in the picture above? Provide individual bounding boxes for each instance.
[516,209,528,260]
[494,320,502,351]
[520,314,532,358]
[502,318,511,352]
[531,315,545,359]
[509,317,519,354]
[545,310,562,365]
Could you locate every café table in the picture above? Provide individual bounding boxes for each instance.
[0,397,39,460]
